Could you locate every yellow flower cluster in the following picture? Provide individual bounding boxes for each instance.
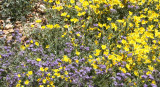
[25,0,160,86]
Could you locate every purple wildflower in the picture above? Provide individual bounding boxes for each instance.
[135,6,139,9]
[110,9,117,13]
[141,75,148,79]
[127,53,132,57]
[116,76,121,80]
[93,24,98,27]
[151,84,157,87]
[85,47,89,51]
[144,84,148,87]
[79,17,83,21]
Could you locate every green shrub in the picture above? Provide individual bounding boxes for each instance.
[0,0,37,23]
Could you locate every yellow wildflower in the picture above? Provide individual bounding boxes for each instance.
[94,49,101,56]
[30,40,33,43]
[76,33,80,37]
[67,15,70,18]
[46,24,54,29]
[126,64,131,71]
[17,74,21,77]
[35,42,39,46]
[35,19,42,23]
[52,76,55,79]
[56,0,60,4]
[121,39,127,44]
[70,18,78,23]
[61,12,67,17]
[146,71,152,75]
[75,59,79,63]
[28,71,33,75]
[107,17,112,21]
[134,70,139,76]
[54,24,60,28]
[42,79,47,84]
[64,71,68,75]
[54,73,60,77]
[24,80,29,85]
[41,26,45,29]
[148,65,154,71]
[63,55,69,62]
[46,45,50,48]
[64,25,69,28]
[82,1,89,7]
[20,45,25,50]
[31,24,34,28]
[76,50,80,56]
[49,0,53,3]
[40,67,44,71]
[121,68,126,73]
[45,67,49,71]
[70,0,75,4]
[89,55,92,58]
[152,80,156,84]
[101,45,106,50]
[36,58,41,62]
[39,85,44,87]
[49,81,54,85]
[16,83,20,87]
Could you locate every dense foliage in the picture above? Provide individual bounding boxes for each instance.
[0,0,37,23]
